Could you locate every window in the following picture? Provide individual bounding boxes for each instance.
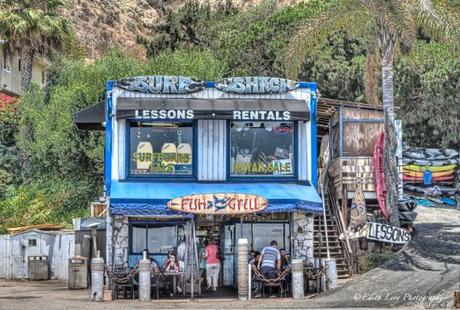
[2,48,11,71]
[128,122,193,177]
[230,121,295,177]
[28,239,37,247]
[41,70,46,84]
[18,59,21,71]
[130,223,182,254]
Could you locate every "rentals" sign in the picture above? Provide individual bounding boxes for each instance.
[167,193,268,215]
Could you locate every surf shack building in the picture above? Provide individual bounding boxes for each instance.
[75,76,322,289]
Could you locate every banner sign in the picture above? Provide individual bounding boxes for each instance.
[216,77,299,94]
[167,193,268,215]
[340,222,411,244]
[129,109,294,121]
[116,76,205,94]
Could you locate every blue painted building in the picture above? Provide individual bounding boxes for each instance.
[75,76,322,288]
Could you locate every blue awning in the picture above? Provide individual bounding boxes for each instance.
[109,181,322,217]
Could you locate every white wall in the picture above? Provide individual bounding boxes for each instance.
[0,231,74,280]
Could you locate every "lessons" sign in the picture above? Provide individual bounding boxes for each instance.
[340,222,411,244]
[167,193,268,215]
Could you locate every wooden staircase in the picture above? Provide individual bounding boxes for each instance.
[313,203,351,279]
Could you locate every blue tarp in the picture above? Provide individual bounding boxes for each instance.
[109,181,322,216]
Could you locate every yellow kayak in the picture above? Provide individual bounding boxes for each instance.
[402,170,454,177]
[403,164,457,172]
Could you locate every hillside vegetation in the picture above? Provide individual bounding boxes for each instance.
[0,0,459,232]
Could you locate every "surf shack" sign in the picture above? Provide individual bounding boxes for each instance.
[167,193,268,215]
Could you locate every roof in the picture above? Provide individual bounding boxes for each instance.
[110,181,323,216]
[7,223,64,234]
[317,98,383,136]
[73,102,105,130]
[8,229,74,237]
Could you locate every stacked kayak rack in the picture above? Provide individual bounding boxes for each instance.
[402,147,459,205]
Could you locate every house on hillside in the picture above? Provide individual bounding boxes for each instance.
[0,40,49,96]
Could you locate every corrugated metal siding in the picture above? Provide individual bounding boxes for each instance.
[198,120,226,181]
[298,121,308,181]
[0,232,74,280]
[0,235,11,278]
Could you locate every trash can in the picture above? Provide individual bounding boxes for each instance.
[68,256,88,289]
[28,256,49,280]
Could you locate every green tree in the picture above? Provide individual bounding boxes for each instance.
[286,0,460,227]
[395,41,460,149]
[0,101,20,198]
[0,0,72,90]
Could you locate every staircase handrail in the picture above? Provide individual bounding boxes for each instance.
[323,162,355,275]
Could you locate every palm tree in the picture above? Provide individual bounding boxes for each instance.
[0,0,72,90]
[286,0,460,227]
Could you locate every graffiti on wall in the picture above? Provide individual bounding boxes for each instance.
[292,213,313,261]
[116,76,205,94]
[216,77,299,94]
[111,216,129,269]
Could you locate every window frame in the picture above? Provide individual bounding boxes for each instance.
[125,119,197,181]
[226,120,299,181]
[2,48,11,72]
[128,220,186,255]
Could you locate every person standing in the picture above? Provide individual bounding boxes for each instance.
[205,238,221,291]
[258,240,281,297]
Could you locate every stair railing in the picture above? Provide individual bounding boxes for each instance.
[322,163,355,276]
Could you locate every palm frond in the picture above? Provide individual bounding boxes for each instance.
[285,1,371,79]
[415,0,460,54]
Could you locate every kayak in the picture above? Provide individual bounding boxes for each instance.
[372,132,389,220]
[403,158,459,166]
[398,199,417,212]
[404,184,459,196]
[402,170,454,178]
[403,164,457,172]
[403,175,455,182]
[404,147,459,160]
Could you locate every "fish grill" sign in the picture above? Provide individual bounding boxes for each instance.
[167,193,268,215]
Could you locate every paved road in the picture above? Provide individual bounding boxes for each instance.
[0,206,458,309]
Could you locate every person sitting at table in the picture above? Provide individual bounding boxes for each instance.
[162,251,183,295]
[280,248,291,270]
[163,251,180,272]
[249,251,261,267]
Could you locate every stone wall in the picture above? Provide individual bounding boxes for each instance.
[107,215,129,269]
[292,212,314,263]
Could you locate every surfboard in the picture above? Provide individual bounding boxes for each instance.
[349,181,367,231]
[136,142,153,170]
[372,132,389,220]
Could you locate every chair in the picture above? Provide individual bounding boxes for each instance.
[113,271,135,300]
[252,265,291,298]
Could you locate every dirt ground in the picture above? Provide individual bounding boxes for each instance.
[0,206,458,309]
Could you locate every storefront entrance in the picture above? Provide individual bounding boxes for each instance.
[195,215,291,288]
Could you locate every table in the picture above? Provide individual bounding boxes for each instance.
[152,271,186,298]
